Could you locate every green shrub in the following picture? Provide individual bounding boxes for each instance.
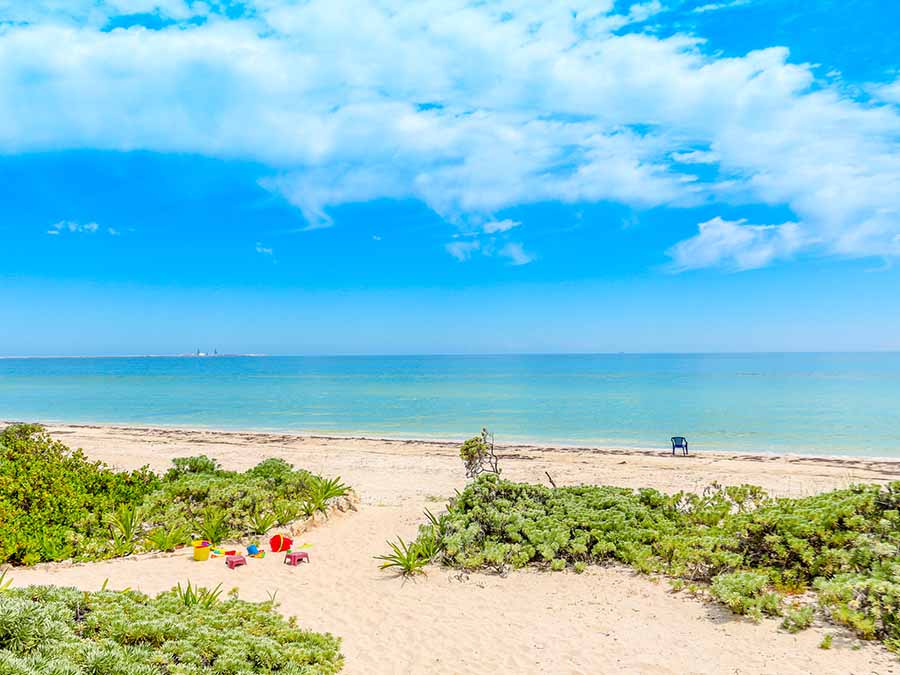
[0,582,343,674]
[815,573,900,646]
[710,571,782,621]
[0,424,158,565]
[393,474,900,652]
[0,424,353,565]
[781,605,815,633]
[459,428,501,478]
[165,454,220,478]
[246,457,293,481]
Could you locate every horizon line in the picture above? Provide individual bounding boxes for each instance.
[2,350,900,360]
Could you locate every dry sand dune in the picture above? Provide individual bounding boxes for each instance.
[8,424,900,674]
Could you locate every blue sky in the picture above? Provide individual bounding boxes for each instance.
[1,0,899,355]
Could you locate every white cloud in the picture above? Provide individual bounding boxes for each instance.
[445,239,480,261]
[3,1,900,268]
[872,78,900,105]
[0,0,203,25]
[666,216,805,271]
[446,231,534,266]
[499,242,534,266]
[482,219,521,234]
[671,149,719,164]
[255,242,274,255]
[625,1,663,23]
[47,220,104,235]
[693,0,750,13]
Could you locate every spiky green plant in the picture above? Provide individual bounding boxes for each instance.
[107,504,144,555]
[249,508,278,535]
[414,529,441,563]
[308,476,350,505]
[144,524,189,552]
[273,500,301,526]
[174,581,223,608]
[196,507,229,545]
[375,537,428,576]
[299,499,318,518]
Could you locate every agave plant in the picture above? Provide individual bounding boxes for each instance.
[298,499,317,519]
[307,476,350,504]
[248,507,278,535]
[174,581,223,609]
[423,508,448,540]
[375,537,428,576]
[107,504,144,555]
[144,524,190,552]
[196,507,229,545]
[273,500,301,527]
[0,569,12,592]
[414,529,441,563]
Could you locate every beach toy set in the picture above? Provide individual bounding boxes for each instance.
[191,535,309,569]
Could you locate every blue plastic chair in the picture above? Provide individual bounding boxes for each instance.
[671,436,689,456]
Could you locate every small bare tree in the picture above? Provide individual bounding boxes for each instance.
[459,427,501,479]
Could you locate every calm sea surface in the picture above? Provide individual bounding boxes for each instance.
[1,354,899,456]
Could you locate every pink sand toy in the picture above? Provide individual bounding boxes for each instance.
[284,550,309,566]
[226,554,247,569]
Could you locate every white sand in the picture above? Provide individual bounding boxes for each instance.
[7,423,900,674]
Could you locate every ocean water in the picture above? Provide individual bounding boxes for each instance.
[0,353,899,457]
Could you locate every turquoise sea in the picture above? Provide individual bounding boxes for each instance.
[1,354,899,457]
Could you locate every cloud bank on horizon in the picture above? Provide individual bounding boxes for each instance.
[1,0,898,271]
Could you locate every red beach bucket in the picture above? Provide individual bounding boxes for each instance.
[269,534,293,553]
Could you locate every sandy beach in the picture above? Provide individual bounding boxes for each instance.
[6,423,900,674]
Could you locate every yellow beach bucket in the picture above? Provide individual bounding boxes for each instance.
[192,540,211,561]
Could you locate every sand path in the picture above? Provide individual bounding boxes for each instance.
[7,424,900,674]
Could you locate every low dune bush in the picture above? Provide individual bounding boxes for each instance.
[0,423,352,565]
[0,424,159,565]
[710,571,781,621]
[391,473,900,652]
[0,582,343,674]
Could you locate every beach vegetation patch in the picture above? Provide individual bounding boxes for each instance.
[782,604,816,633]
[459,427,502,479]
[0,424,159,565]
[0,423,353,565]
[0,581,343,674]
[710,571,781,621]
[388,473,900,652]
